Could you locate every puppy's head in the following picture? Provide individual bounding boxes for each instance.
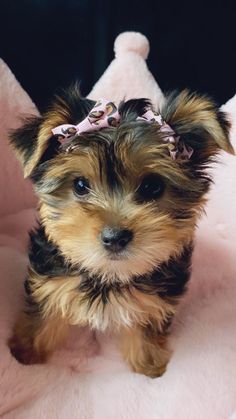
[11,85,233,283]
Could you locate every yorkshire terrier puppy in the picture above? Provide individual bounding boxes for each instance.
[8,84,233,377]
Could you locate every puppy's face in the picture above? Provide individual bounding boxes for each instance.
[35,132,198,283]
[11,86,233,283]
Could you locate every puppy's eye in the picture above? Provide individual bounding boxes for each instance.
[137,174,165,202]
[73,177,90,196]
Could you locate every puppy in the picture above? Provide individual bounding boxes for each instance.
[8,84,234,377]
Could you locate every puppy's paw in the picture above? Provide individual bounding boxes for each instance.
[8,335,47,365]
[134,361,168,378]
[131,359,168,378]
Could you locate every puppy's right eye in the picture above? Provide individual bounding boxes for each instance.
[73,177,90,196]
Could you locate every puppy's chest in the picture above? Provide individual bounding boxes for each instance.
[59,277,176,331]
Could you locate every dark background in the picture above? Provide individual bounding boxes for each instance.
[1,0,236,112]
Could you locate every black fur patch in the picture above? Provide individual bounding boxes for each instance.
[119,98,151,121]
[52,82,95,125]
[94,140,120,189]
[216,109,231,137]
[30,137,61,185]
[24,278,31,295]
[10,116,42,165]
[132,244,193,301]
[78,274,121,306]
[29,225,71,276]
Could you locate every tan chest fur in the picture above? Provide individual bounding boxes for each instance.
[32,274,176,332]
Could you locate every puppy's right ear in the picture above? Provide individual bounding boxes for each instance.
[10,115,58,178]
[10,84,94,178]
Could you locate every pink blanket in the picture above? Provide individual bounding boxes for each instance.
[0,52,236,418]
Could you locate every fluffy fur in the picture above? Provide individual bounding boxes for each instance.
[8,84,233,377]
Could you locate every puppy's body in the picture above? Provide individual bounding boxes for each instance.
[9,86,233,377]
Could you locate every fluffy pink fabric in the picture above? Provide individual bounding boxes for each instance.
[88,32,164,105]
[0,60,37,216]
[0,33,236,418]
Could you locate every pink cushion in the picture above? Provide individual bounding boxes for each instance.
[0,59,37,216]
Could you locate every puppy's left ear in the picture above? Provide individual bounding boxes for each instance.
[161,90,234,160]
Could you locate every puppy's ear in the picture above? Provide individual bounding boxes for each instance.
[10,115,57,178]
[161,90,234,160]
[10,83,94,178]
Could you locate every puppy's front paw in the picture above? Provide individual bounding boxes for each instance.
[122,325,171,378]
[8,335,47,365]
[132,360,168,378]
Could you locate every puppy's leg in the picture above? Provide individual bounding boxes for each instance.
[9,311,68,365]
[8,274,69,365]
[121,323,171,378]
[8,273,83,365]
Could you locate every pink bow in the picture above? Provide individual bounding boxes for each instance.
[52,99,193,160]
[138,110,193,160]
[52,98,120,142]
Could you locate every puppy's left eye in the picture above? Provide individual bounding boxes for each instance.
[73,177,90,196]
[136,174,165,202]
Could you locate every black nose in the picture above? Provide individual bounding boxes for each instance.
[101,227,133,252]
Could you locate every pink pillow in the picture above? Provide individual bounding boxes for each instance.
[0,59,37,216]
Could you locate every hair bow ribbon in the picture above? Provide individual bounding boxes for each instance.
[52,98,120,143]
[52,99,193,160]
